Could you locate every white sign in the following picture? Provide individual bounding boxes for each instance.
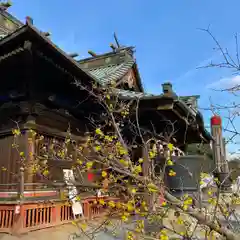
[63,169,83,216]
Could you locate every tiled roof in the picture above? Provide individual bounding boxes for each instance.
[87,57,135,85]
[0,9,23,38]
[114,89,154,98]
[113,89,199,115]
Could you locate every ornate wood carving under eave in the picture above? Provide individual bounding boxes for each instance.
[157,103,174,110]
[0,101,75,118]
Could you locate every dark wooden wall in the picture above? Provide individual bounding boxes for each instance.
[0,135,23,190]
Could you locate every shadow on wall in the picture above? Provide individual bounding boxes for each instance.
[165,155,214,196]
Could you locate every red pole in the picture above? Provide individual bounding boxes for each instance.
[210,115,230,189]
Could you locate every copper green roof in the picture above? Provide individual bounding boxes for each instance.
[77,47,143,89]
[87,56,135,85]
[114,89,199,113]
[0,8,23,38]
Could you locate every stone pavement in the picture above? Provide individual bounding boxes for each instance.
[0,220,134,240]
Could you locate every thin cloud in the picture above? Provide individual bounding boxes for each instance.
[174,56,215,83]
[207,75,240,89]
[174,38,234,83]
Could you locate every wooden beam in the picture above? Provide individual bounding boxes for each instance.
[157,103,174,110]
[110,43,116,51]
[114,32,120,48]
[68,53,79,58]
[88,50,97,57]
[24,122,88,142]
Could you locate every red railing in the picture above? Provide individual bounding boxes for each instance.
[23,203,54,230]
[0,206,14,231]
[0,196,120,234]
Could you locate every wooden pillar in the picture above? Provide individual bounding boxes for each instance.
[142,141,155,211]
[24,118,36,189]
[211,115,231,189]
[12,167,25,235]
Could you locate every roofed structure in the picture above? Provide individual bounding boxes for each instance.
[0,6,214,234]
[78,46,144,92]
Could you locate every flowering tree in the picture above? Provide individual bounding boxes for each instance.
[7,75,240,240]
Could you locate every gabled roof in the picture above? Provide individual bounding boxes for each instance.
[113,89,199,114]
[78,47,144,92]
[79,49,135,85]
[0,23,99,87]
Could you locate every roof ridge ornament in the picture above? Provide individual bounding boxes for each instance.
[25,16,33,25]
[113,32,120,48]
[88,50,97,57]
[0,1,12,10]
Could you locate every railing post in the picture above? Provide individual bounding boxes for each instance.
[83,201,90,219]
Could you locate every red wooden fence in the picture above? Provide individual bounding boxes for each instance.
[0,196,119,234]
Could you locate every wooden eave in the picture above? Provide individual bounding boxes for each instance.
[132,62,144,92]
[0,23,100,88]
[121,94,211,143]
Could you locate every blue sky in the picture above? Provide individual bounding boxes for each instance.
[7,0,240,156]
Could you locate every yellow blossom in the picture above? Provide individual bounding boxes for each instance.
[160,235,169,240]
[121,215,128,222]
[147,183,158,193]
[119,159,129,166]
[149,151,156,159]
[133,165,142,174]
[127,202,134,212]
[102,170,107,177]
[80,223,87,230]
[60,191,67,200]
[75,195,81,201]
[12,128,21,136]
[76,159,83,165]
[167,143,173,151]
[108,201,115,208]
[95,145,101,151]
[177,218,184,225]
[86,162,93,169]
[71,220,77,226]
[168,169,176,176]
[183,205,188,211]
[161,201,167,206]
[116,202,122,209]
[167,159,173,166]
[19,151,24,157]
[43,169,49,176]
[95,128,103,136]
[131,188,136,194]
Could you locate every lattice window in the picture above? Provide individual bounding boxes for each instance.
[35,134,76,161]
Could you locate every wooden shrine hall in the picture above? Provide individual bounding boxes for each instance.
[0,5,212,234]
